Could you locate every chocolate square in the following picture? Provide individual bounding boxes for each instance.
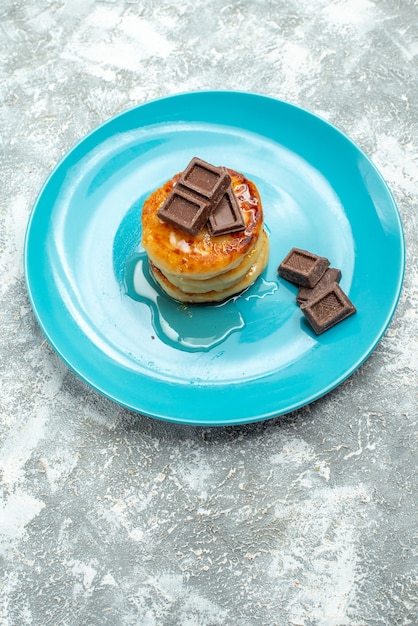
[278,248,330,288]
[178,157,231,204]
[157,157,235,237]
[296,267,342,305]
[300,282,356,334]
[207,188,246,236]
[157,187,211,236]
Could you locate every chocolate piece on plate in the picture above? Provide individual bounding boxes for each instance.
[278,248,330,288]
[296,267,342,305]
[300,282,356,334]
[208,188,246,236]
[178,157,231,205]
[157,187,212,236]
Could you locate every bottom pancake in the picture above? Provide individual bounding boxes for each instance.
[150,232,269,303]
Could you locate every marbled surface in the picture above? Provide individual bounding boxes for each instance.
[1,1,417,625]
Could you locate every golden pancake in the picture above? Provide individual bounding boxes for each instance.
[150,232,270,303]
[162,229,265,294]
[141,169,264,280]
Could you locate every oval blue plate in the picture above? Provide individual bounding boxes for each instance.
[24,91,405,426]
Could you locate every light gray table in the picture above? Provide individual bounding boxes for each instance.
[1,1,417,624]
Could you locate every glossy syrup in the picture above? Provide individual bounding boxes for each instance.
[124,251,278,352]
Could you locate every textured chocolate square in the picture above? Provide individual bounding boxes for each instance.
[278,248,330,288]
[157,188,211,236]
[300,282,356,334]
[178,157,231,204]
[296,267,342,305]
[207,188,246,236]
[158,157,235,236]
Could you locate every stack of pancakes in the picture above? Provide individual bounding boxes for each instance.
[141,168,269,303]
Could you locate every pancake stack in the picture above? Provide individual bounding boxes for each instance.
[140,157,269,303]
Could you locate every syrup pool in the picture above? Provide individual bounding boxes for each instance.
[124,251,278,352]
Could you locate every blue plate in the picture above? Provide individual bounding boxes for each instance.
[24,91,405,426]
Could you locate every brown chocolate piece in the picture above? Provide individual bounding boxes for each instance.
[178,157,231,203]
[296,267,342,305]
[156,187,211,236]
[300,282,356,334]
[278,248,330,288]
[207,188,246,236]
[158,157,233,236]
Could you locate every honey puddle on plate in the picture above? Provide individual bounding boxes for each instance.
[124,251,277,352]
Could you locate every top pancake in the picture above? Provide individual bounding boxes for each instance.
[141,168,264,280]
